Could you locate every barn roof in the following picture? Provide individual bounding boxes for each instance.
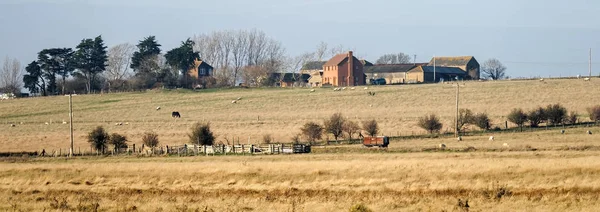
[419,66,467,75]
[301,61,326,70]
[428,56,474,67]
[365,64,426,73]
[361,60,374,67]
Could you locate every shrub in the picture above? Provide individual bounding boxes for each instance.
[527,107,546,127]
[324,113,346,141]
[349,203,372,212]
[108,133,128,151]
[142,131,159,148]
[587,105,600,122]
[545,103,567,125]
[87,126,109,152]
[188,122,215,145]
[566,111,578,124]
[473,113,491,130]
[457,108,475,133]
[342,120,360,141]
[507,108,527,131]
[262,134,273,144]
[362,119,379,137]
[301,122,323,144]
[418,114,443,134]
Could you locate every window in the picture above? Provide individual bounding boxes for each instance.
[199,68,206,75]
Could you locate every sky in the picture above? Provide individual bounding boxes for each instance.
[1,0,600,78]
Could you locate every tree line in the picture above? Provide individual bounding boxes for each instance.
[2,29,509,96]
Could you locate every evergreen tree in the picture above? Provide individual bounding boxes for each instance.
[74,35,108,93]
[36,48,74,94]
[130,36,162,71]
[164,38,200,87]
[23,61,46,96]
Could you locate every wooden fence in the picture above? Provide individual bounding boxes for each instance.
[25,143,311,158]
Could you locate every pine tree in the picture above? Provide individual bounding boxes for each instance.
[74,35,108,93]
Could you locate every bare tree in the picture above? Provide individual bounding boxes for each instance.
[314,42,328,61]
[1,56,23,94]
[375,53,412,64]
[482,58,507,80]
[329,44,346,56]
[106,43,135,81]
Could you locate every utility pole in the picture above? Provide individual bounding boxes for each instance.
[455,84,459,137]
[413,54,417,65]
[69,94,74,157]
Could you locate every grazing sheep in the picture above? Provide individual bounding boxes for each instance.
[489,136,494,141]
[439,143,447,149]
[62,121,67,124]
[503,143,509,147]
[364,87,368,90]
[584,77,591,81]
[231,100,237,104]
[310,89,315,92]
[350,87,355,90]
[115,122,123,126]
[125,122,129,125]
[10,124,15,127]
[342,87,346,90]
[560,129,565,134]
[156,106,161,111]
[44,122,49,125]
[369,104,373,107]
[539,78,544,82]
[587,130,592,135]
[237,97,242,100]
[457,136,462,141]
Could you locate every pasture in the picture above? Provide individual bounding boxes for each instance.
[1,78,600,211]
[1,78,600,152]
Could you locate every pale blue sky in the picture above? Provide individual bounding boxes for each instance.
[1,0,599,77]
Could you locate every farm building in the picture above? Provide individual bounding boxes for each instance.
[302,61,326,87]
[267,73,310,87]
[364,63,427,84]
[187,59,214,79]
[322,51,366,86]
[428,56,480,80]
[406,66,467,83]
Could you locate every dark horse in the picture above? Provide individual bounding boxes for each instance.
[172,111,181,118]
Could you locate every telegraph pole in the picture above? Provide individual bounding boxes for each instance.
[455,84,459,137]
[69,94,74,157]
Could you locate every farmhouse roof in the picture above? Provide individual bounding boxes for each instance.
[428,56,474,67]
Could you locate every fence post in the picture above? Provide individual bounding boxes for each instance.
[251,144,254,155]
[223,144,226,155]
[204,145,207,156]
[242,145,245,155]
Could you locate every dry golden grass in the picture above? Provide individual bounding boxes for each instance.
[1,150,600,211]
[1,78,599,152]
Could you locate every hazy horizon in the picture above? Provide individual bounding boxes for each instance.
[1,0,599,78]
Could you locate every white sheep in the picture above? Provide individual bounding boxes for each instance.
[237,97,242,100]
[44,122,49,125]
[439,143,447,149]
[10,124,15,127]
[350,87,355,90]
[310,89,315,92]
[489,136,495,141]
[539,78,544,82]
[457,136,462,141]
[156,106,161,111]
[342,87,346,90]
[231,100,237,104]
[125,122,129,125]
[115,122,123,126]
[584,78,591,81]
[364,87,368,90]
[503,143,509,147]
[587,130,592,135]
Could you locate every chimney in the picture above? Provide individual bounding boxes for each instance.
[348,51,353,86]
